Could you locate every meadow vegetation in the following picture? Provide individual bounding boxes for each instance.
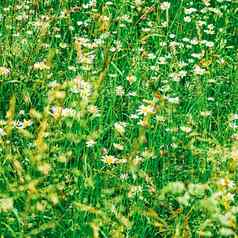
[0,0,238,237]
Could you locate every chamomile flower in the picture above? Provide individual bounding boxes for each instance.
[194,65,206,75]
[33,61,50,70]
[113,143,124,150]
[102,155,118,165]
[137,104,155,116]
[114,122,126,135]
[0,66,10,76]
[0,128,6,137]
[160,2,171,10]
[86,139,96,148]
[115,86,125,96]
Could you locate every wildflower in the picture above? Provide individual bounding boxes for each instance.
[194,65,206,75]
[200,111,212,117]
[156,115,166,123]
[204,40,214,48]
[208,97,215,101]
[113,143,124,150]
[219,228,235,237]
[48,81,60,89]
[188,183,208,196]
[117,158,127,164]
[59,42,68,48]
[14,121,24,129]
[68,65,77,71]
[127,75,136,84]
[135,0,143,9]
[86,139,96,148]
[14,119,33,129]
[161,21,169,28]
[101,147,108,155]
[167,96,180,104]
[160,2,171,10]
[167,182,185,194]
[217,178,235,190]
[171,143,178,148]
[160,42,167,47]
[61,108,77,117]
[184,8,197,15]
[128,91,137,97]
[120,173,129,180]
[179,70,187,78]
[0,66,10,76]
[36,201,47,211]
[138,119,149,127]
[0,128,6,137]
[202,0,211,6]
[169,33,176,39]
[130,114,139,120]
[142,149,155,159]
[191,52,204,59]
[115,86,125,96]
[177,192,190,206]
[0,67,10,76]
[49,193,59,205]
[230,122,238,129]
[225,192,235,202]
[190,38,199,45]
[0,198,14,212]
[158,56,167,64]
[72,76,92,98]
[33,61,50,70]
[231,133,238,141]
[58,155,68,163]
[180,126,192,133]
[38,162,51,175]
[147,53,156,60]
[184,16,191,22]
[114,122,126,135]
[69,26,74,31]
[169,72,180,82]
[128,185,143,198]
[50,106,59,116]
[137,104,155,116]
[87,105,100,117]
[231,114,238,121]
[102,155,118,165]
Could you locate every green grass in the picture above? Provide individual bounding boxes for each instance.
[0,0,238,237]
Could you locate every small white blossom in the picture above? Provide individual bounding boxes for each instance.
[167,96,180,104]
[184,16,191,22]
[33,61,50,70]
[113,143,124,150]
[137,104,155,116]
[86,139,96,148]
[114,122,126,135]
[0,128,6,137]
[0,66,10,76]
[160,2,171,10]
[115,86,125,96]
[180,126,192,133]
[102,155,118,165]
[127,75,136,84]
[194,65,206,75]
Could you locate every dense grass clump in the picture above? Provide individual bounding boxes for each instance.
[0,0,238,237]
